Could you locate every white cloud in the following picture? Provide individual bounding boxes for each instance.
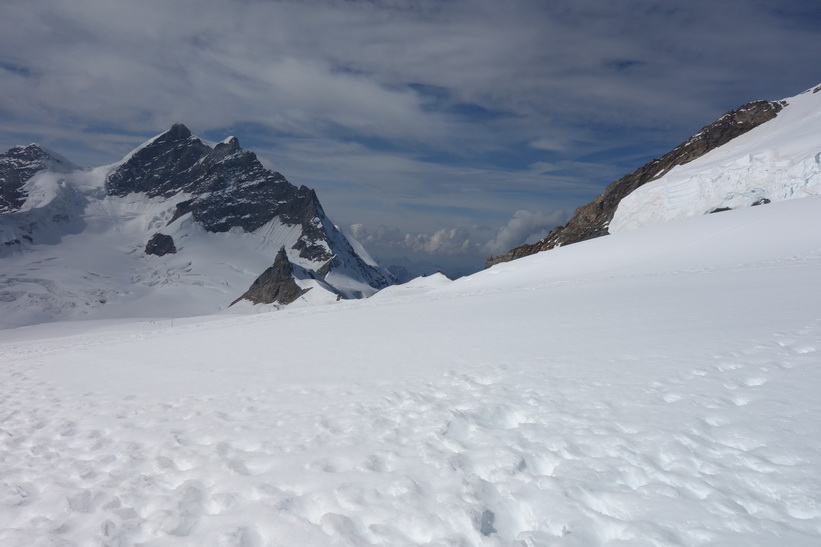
[405,227,474,255]
[483,209,566,256]
[3,0,817,149]
[530,138,569,152]
[349,208,566,260]
[348,224,478,256]
[0,0,451,143]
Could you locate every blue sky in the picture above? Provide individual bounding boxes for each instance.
[2,0,821,274]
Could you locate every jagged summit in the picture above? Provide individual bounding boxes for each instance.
[104,125,340,259]
[105,124,212,198]
[487,98,787,267]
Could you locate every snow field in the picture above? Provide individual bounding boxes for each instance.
[1,279,819,546]
[1,196,821,545]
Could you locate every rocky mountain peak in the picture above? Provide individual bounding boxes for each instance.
[105,125,211,197]
[167,123,192,140]
[110,123,393,294]
[486,99,785,268]
[106,124,322,236]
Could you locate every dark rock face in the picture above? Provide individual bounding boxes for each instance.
[106,124,333,262]
[231,247,310,306]
[486,99,784,268]
[106,124,210,197]
[386,264,412,284]
[145,233,176,256]
[0,145,74,214]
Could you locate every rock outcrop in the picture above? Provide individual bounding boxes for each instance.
[144,233,176,256]
[231,247,310,306]
[486,99,784,267]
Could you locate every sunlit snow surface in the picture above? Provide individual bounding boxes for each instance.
[1,197,820,546]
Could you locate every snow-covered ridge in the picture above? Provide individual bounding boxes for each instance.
[610,84,821,233]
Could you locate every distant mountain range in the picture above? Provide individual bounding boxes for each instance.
[487,83,821,267]
[0,124,393,328]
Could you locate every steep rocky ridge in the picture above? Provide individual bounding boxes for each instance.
[486,99,784,267]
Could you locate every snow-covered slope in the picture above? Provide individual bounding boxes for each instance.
[368,271,452,301]
[1,196,820,545]
[0,127,393,328]
[611,85,821,233]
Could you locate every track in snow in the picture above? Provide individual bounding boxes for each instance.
[1,319,819,546]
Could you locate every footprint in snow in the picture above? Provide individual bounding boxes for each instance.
[791,345,816,354]
[662,393,682,403]
[166,481,206,537]
[742,376,767,387]
[715,361,744,372]
[216,526,262,547]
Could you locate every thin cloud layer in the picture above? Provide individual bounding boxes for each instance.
[349,207,566,260]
